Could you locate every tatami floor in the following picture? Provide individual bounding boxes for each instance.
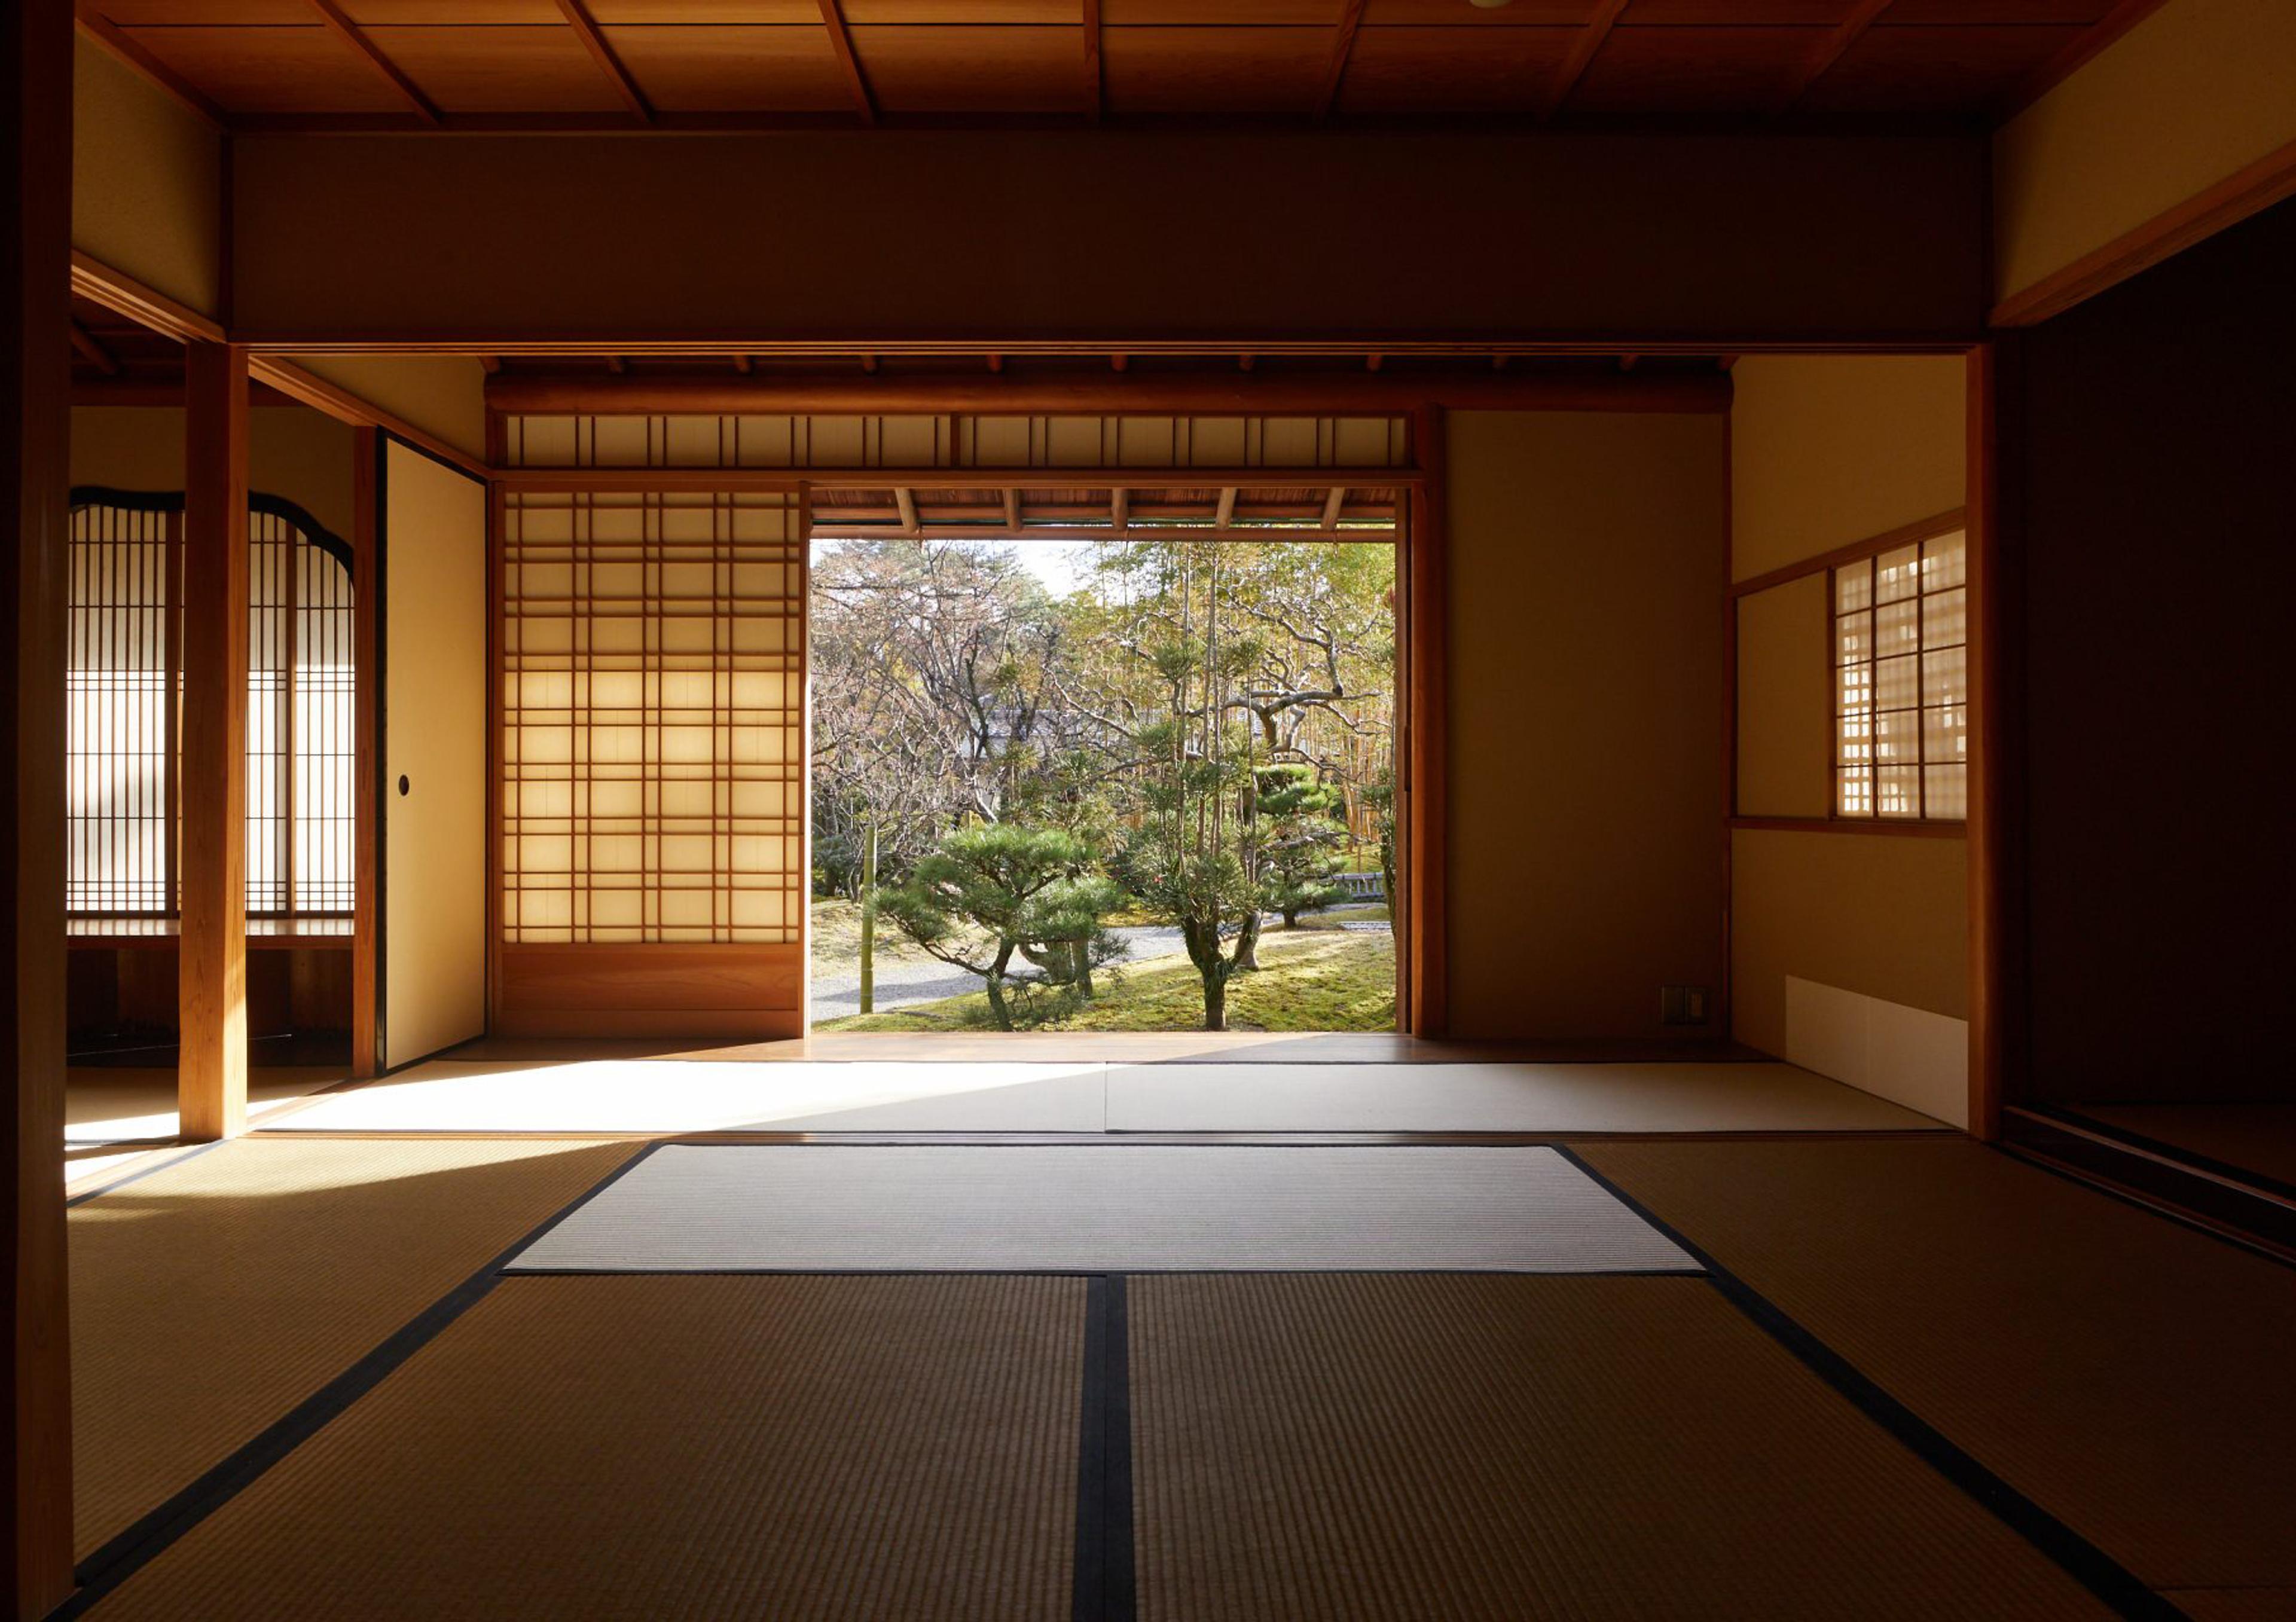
[54,1044,2294,1620]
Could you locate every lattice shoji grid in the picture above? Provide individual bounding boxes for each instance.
[501,490,804,945]
[1833,530,1968,821]
[67,499,356,923]
[66,503,175,915]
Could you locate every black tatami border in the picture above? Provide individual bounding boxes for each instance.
[52,1141,671,1619]
[1552,1145,2184,1622]
[57,1137,2183,1622]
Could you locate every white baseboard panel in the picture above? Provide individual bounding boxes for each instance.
[1784,976,1968,1128]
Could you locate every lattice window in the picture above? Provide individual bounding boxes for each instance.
[66,493,357,923]
[501,490,804,945]
[1833,530,1968,821]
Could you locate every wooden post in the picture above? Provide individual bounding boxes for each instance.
[350,427,380,1077]
[3,0,78,1610]
[858,820,876,1015]
[180,341,251,1140]
[1966,341,2023,1141]
[1405,408,1449,1037]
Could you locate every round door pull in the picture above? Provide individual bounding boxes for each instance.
[398,774,411,796]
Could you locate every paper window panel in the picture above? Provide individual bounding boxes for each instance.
[1831,529,1969,822]
[501,490,804,946]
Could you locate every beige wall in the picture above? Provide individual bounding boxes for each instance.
[232,132,1983,343]
[286,356,490,462]
[1726,356,1967,1058]
[1729,355,1965,582]
[72,37,222,316]
[1994,0,2296,311]
[71,405,356,540]
[1445,411,1726,1041]
[383,441,488,1066]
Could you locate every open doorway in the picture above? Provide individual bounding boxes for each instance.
[807,482,1400,1035]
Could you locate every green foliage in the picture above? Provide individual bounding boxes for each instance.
[875,822,1116,1030]
[1255,763,1349,927]
[817,929,1396,1034]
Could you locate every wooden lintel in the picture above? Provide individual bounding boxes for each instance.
[814,524,1397,545]
[484,368,1732,416]
[70,250,225,344]
[496,466,1420,493]
[308,0,441,123]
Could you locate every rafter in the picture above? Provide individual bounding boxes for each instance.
[1004,488,1022,529]
[69,321,123,378]
[818,0,877,125]
[1083,0,1103,122]
[1780,0,1893,112]
[1318,0,1367,122]
[1321,487,1347,531]
[1112,487,1130,532]
[1541,0,1628,123]
[1215,488,1237,528]
[894,487,920,534]
[74,7,226,128]
[552,0,652,124]
[308,0,441,124]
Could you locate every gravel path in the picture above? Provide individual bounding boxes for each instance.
[808,915,1388,1021]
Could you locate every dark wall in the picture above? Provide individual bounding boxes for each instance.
[2017,197,2296,1103]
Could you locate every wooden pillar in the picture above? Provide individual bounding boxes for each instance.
[1966,340,2024,1142]
[1405,408,1449,1038]
[179,342,250,1140]
[350,427,380,1078]
[2,0,78,1611]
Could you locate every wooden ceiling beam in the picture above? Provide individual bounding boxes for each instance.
[486,368,1732,417]
[1540,0,1628,122]
[552,0,652,124]
[1780,0,1893,112]
[1318,0,1367,123]
[818,0,877,125]
[307,0,441,124]
[69,320,123,377]
[502,466,1418,493]
[1082,0,1103,123]
[74,7,226,129]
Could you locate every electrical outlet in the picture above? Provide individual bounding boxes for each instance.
[1660,985,1709,1026]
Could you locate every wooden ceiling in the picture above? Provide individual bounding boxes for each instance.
[84,0,2164,132]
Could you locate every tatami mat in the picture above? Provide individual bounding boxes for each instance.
[268,1058,1109,1132]
[69,1137,637,1559]
[1128,1274,2108,1620]
[1579,1138,2296,1594]
[81,1275,1083,1622]
[1105,1059,1945,1132]
[509,1145,1700,1273]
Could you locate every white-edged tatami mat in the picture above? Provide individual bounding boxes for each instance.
[270,1059,1110,1134]
[507,1145,1702,1273]
[1105,1061,1945,1133]
[264,1056,1944,1135]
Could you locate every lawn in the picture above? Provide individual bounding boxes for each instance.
[810,896,930,966]
[814,926,1396,1033]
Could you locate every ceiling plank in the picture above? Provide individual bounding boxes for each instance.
[552,0,652,124]
[1780,0,1893,112]
[1317,0,1366,123]
[69,321,123,378]
[74,7,226,129]
[1082,0,1103,123]
[307,0,441,124]
[2002,0,2176,120]
[1540,0,1628,123]
[817,0,877,125]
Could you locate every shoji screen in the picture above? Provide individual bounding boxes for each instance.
[383,442,488,1065]
[495,488,805,1038]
